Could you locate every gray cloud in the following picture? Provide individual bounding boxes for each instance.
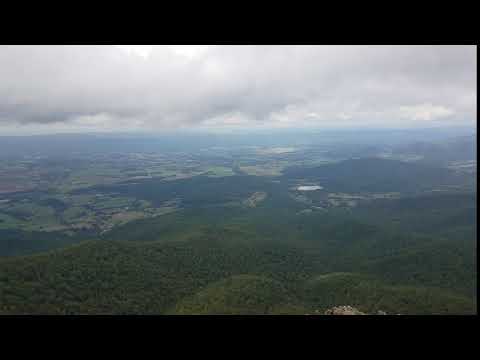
[0,45,476,132]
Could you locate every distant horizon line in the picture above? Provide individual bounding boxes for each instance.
[0,124,476,137]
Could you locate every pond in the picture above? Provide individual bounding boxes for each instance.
[297,185,323,191]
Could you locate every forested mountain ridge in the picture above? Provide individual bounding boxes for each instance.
[0,221,475,315]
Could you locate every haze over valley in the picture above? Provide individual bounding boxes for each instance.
[0,45,476,315]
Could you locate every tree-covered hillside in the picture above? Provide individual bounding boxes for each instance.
[0,221,476,315]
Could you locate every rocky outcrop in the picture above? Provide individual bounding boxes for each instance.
[324,306,367,315]
[318,306,390,315]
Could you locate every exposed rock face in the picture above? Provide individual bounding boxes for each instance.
[307,306,392,315]
[324,306,366,315]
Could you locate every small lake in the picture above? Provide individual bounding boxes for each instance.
[297,185,323,191]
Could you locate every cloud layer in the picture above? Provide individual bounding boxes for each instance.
[0,45,476,133]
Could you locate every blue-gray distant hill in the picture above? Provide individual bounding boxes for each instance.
[282,158,470,193]
[392,134,476,165]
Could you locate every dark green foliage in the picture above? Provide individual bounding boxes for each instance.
[301,272,475,315]
[352,193,476,235]
[0,229,90,257]
[0,234,316,314]
[172,275,307,315]
[359,237,477,298]
[0,232,475,314]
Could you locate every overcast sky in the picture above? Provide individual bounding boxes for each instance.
[0,45,476,135]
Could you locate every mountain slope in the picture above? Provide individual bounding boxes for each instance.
[302,272,475,315]
[171,274,306,315]
[0,229,476,315]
